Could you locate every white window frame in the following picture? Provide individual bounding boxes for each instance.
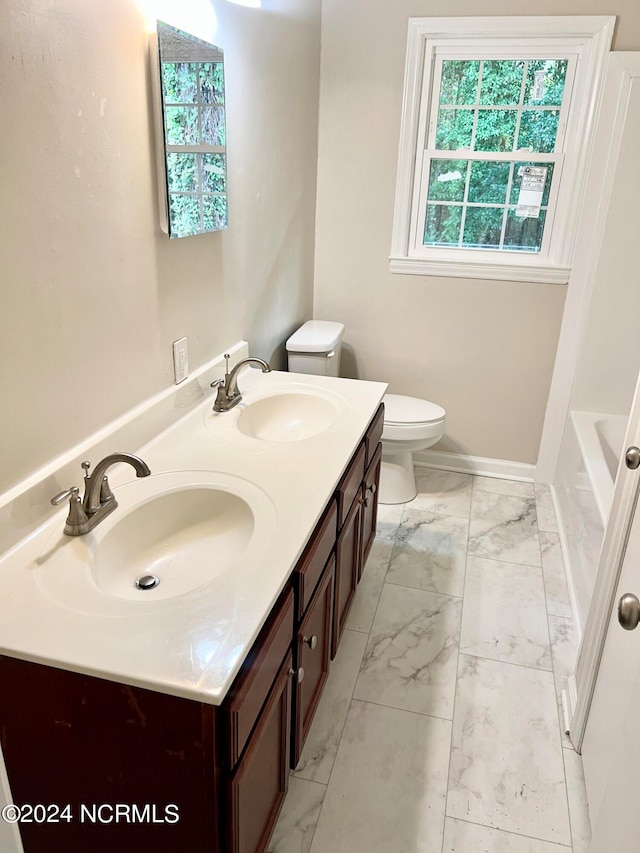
[389,17,615,284]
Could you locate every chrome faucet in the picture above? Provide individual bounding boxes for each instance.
[211,353,271,412]
[51,452,151,536]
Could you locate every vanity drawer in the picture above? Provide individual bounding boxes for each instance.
[364,403,384,469]
[336,443,365,528]
[221,586,294,769]
[293,498,337,620]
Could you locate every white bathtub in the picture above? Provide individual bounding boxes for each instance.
[555,411,627,633]
[571,411,627,526]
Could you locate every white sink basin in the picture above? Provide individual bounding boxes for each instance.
[204,382,350,443]
[236,392,338,442]
[36,471,276,613]
[95,486,254,601]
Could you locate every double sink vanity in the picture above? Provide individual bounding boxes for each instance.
[0,348,386,853]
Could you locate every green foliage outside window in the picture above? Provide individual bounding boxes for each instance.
[425,58,567,252]
[161,59,228,237]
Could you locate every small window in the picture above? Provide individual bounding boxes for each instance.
[390,17,614,283]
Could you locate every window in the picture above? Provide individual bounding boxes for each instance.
[390,17,615,283]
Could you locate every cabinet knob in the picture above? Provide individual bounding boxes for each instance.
[367,483,377,495]
[288,666,305,684]
[303,635,318,651]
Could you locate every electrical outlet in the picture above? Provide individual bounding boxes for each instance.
[172,337,188,384]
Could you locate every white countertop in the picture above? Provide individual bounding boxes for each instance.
[0,370,386,705]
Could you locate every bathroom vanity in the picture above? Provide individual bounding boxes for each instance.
[0,358,385,853]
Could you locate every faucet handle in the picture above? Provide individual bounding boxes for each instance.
[51,486,80,506]
[100,476,114,504]
[211,378,225,389]
[50,486,89,535]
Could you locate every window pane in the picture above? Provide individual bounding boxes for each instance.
[162,62,197,103]
[435,108,474,149]
[203,194,228,231]
[475,109,517,151]
[200,62,225,104]
[201,106,226,145]
[169,194,201,238]
[424,204,462,246]
[428,159,468,202]
[480,60,524,105]
[439,60,479,105]
[504,208,546,252]
[525,59,568,106]
[201,154,227,193]
[509,162,554,206]
[517,110,559,152]
[462,207,504,249]
[468,161,510,204]
[166,153,198,193]
[165,106,198,145]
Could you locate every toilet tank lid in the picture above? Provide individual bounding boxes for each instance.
[286,320,345,353]
[383,394,445,424]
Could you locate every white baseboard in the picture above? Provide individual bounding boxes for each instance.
[413,449,535,481]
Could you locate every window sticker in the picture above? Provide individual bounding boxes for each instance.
[516,165,548,218]
[532,69,547,100]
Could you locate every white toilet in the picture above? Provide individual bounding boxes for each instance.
[285,321,446,504]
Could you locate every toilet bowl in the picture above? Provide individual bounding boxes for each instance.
[286,321,446,504]
[380,394,445,504]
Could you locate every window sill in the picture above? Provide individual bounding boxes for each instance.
[388,255,570,284]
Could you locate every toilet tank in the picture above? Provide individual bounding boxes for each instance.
[286,321,344,377]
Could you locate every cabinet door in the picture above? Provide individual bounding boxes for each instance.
[226,652,293,853]
[293,499,337,620]
[364,403,384,469]
[292,556,335,767]
[332,495,361,659]
[221,587,294,769]
[360,442,382,579]
[336,443,365,528]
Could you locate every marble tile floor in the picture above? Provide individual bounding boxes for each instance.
[268,469,590,853]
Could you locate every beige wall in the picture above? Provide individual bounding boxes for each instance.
[0,0,321,494]
[314,0,640,464]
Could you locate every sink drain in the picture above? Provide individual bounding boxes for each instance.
[135,574,160,591]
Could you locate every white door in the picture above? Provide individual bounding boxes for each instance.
[577,53,640,848]
[566,55,640,843]
[583,470,640,850]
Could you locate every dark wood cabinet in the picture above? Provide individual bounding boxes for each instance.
[292,499,337,621]
[291,555,334,766]
[221,588,294,770]
[364,403,384,468]
[0,655,220,853]
[360,442,382,576]
[225,651,292,853]
[0,403,385,853]
[332,492,361,658]
[336,445,365,529]
[221,587,295,853]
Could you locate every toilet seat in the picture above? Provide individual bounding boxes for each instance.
[382,394,445,442]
